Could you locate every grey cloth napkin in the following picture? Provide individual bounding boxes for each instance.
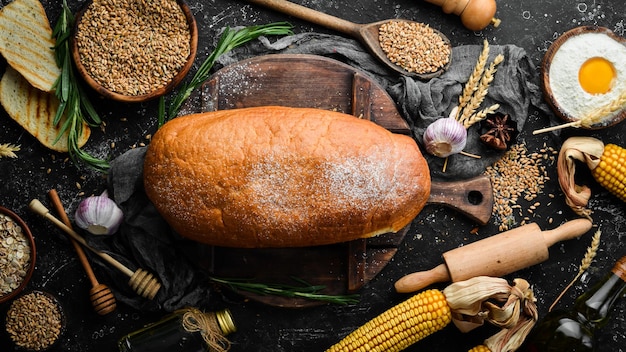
[102,32,550,311]
[88,148,213,312]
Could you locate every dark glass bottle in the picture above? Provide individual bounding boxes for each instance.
[522,255,626,352]
[118,308,236,352]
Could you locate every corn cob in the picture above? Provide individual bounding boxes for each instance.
[468,345,492,352]
[591,143,626,202]
[326,289,451,352]
[557,137,626,217]
[326,277,537,352]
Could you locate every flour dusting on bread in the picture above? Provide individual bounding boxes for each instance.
[144,106,430,248]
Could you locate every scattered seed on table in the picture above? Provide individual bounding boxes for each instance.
[484,144,555,231]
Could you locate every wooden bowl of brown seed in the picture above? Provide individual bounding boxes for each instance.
[0,206,36,305]
[71,0,198,103]
[5,290,65,351]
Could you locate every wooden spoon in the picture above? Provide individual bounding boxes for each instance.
[48,190,117,315]
[245,0,451,79]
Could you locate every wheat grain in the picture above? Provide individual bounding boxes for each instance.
[463,104,500,128]
[0,143,20,158]
[457,40,490,115]
[75,0,191,96]
[579,229,601,272]
[534,89,626,134]
[379,21,451,74]
[459,54,504,124]
[580,89,626,128]
[548,229,601,312]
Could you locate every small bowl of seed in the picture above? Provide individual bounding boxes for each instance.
[0,206,36,305]
[71,0,198,103]
[5,290,66,351]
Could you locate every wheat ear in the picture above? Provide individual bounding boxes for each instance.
[459,54,504,125]
[549,229,601,312]
[457,40,490,117]
[463,104,500,128]
[580,89,626,128]
[0,143,20,159]
[534,89,626,134]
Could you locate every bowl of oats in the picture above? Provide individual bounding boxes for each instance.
[71,0,198,103]
[0,206,36,304]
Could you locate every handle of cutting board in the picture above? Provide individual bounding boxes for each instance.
[427,175,493,226]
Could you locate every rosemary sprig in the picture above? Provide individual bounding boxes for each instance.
[52,0,109,172]
[209,277,360,305]
[158,22,293,126]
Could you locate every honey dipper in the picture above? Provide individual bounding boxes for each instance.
[29,199,162,300]
[48,190,117,315]
[395,218,593,293]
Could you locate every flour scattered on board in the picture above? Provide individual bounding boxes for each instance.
[217,62,266,106]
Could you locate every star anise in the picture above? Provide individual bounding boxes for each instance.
[480,113,516,150]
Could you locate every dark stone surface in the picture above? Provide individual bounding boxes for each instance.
[0,0,624,351]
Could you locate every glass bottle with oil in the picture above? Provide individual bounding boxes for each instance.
[521,255,626,351]
[118,308,236,352]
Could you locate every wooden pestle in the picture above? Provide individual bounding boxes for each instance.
[29,199,162,300]
[395,218,593,293]
[423,0,501,31]
[48,190,117,315]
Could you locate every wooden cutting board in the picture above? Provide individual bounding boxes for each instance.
[186,54,492,307]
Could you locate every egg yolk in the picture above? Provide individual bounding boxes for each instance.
[578,57,616,94]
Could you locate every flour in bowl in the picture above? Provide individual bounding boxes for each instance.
[548,32,626,123]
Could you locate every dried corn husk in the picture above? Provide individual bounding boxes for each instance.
[443,276,537,352]
[557,136,604,218]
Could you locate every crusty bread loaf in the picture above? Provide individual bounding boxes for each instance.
[0,66,90,152]
[0,0,61,92]
[144,106,431,248]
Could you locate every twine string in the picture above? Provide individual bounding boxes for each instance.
[181,308,231,352]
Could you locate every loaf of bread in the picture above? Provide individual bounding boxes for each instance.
[143,106,431,248]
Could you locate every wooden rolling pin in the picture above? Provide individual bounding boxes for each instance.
[395,218,593,293]
[424,0,501,31]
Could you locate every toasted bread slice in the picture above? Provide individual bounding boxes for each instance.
[0,66,90,152]
[0,0,61,92]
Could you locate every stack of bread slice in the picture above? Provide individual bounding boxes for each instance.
[0,0,90,152]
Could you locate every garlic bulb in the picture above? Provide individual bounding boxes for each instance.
[75,191,123,235]
[423,117,467,157]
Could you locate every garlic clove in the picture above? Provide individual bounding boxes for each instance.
[423,117,467,158]
[75,192,124,235]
